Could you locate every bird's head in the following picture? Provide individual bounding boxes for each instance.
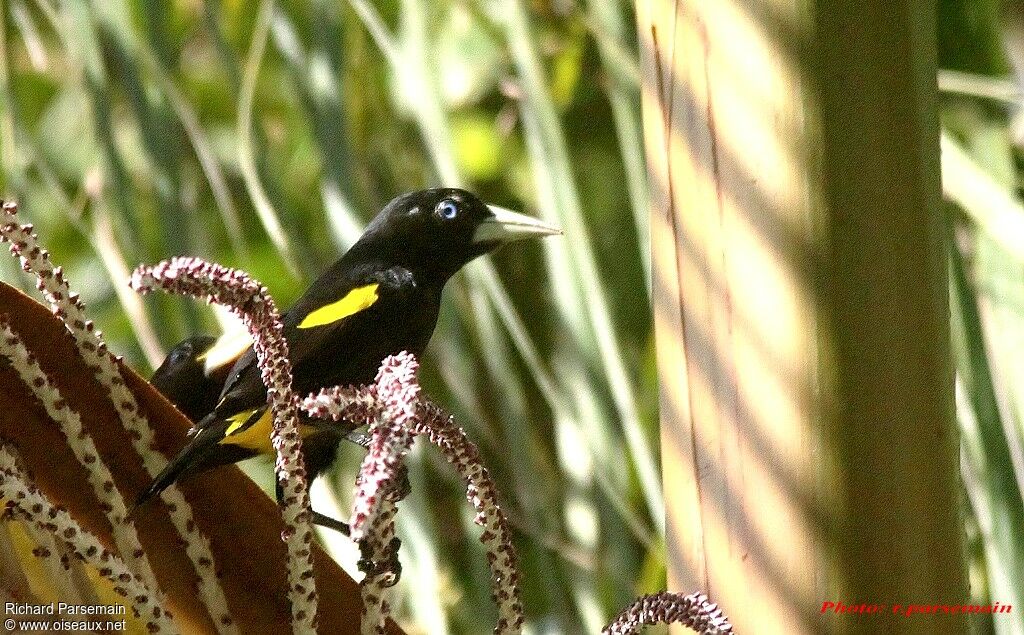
[355,188,561,284]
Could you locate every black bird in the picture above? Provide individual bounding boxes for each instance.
[136,188,560,532]
[150,335,222,422]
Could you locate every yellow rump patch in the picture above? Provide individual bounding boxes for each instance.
[298,283,380,329]
[224,409,259,437]
[220,409,317,453]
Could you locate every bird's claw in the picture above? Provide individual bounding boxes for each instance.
[358,536,403,587]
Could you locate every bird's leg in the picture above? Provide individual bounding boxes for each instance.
[274,478,351,535]
[309,510,350,536]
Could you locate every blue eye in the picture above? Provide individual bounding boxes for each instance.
[436,199,458,220]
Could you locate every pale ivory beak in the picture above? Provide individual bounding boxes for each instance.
[473,205,563,245]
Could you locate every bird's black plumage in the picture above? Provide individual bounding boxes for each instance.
[136,188,559,523]
[150,335,221,422]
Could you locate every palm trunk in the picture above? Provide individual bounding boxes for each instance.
[637,2,970,632]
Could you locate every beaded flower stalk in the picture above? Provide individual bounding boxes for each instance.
[603,592,734,635]
[0,200,234,633]
[0,199,732,635]
[129,257,320,632]
[301,362,524,633]
[132,257,526,634]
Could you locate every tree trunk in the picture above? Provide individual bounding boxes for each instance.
[636,2,970,632]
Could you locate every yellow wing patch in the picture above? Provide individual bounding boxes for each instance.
[220,409,317,453]
[298,283,380,329]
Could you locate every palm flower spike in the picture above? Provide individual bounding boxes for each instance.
[2,196,730,634]
[132,257,525,635]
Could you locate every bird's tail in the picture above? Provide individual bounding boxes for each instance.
[128,415,225,518]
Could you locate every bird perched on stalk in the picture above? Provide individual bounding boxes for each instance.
[136,188,560,533]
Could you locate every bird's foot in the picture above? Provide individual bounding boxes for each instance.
[358,536,402,587]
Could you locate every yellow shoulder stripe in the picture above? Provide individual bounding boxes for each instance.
[298,283,380,329]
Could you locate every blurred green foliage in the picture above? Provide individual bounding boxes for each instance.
[940,2,1024,634]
